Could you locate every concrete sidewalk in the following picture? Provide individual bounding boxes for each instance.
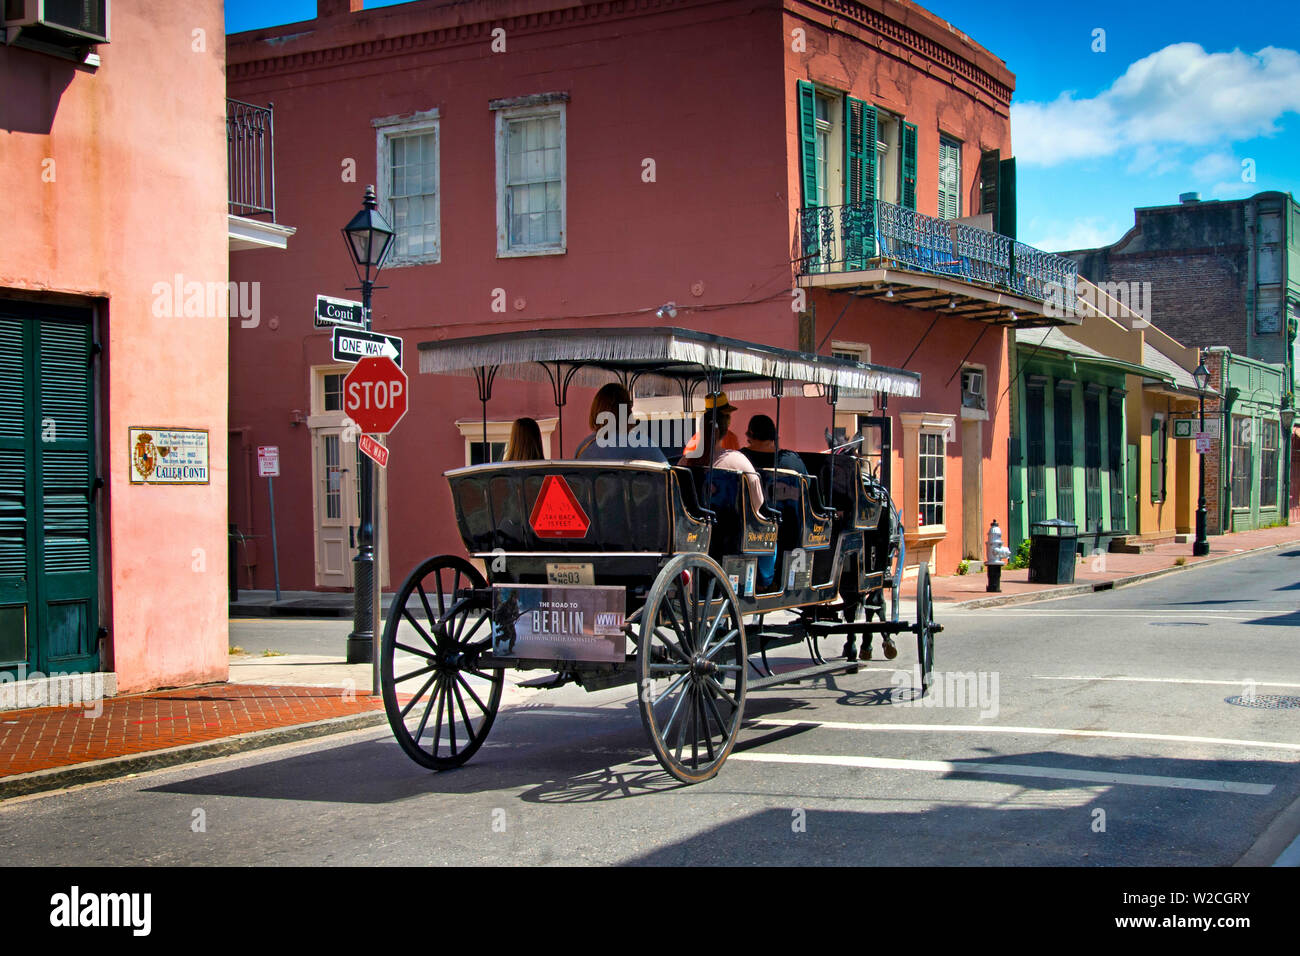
[913,523,1300,607]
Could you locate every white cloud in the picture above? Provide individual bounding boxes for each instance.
[1208,180,1254,200]
[1012,43,1300,166]
[1023,216,1129,253]
[1189,152,1241,180]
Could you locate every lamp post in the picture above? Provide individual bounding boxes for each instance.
[342,185,395,665]
[1193,353,1211,557]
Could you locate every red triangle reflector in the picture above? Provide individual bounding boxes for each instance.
[529,475,591,539]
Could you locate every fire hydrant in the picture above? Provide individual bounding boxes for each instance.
[985,519,1011,592]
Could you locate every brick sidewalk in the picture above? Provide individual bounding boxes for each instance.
[913,524,1300,605]
[0,684,382,781]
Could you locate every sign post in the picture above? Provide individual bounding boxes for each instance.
[257,445,282,601]
[343,356,409,691]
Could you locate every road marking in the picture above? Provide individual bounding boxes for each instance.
[1032,675,1300,689]
[947,610,1254,619]
[728,751,1275,794]
[749,718,1300,753]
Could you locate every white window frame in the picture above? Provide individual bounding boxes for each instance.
[455,418,559,466]
[874,109,902,206]
[494,100,567,258]
[960,363,988,420]
[901,411,956,536]
[831,341,874,415]
[373,108,442,267]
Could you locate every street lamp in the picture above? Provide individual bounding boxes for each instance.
[342,185,395,665]
[1193,353,1211,557]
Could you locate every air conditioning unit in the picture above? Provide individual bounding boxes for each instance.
[4,0,110,46]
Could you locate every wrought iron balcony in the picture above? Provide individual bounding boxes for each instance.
[227,98,276,220]
[797,200,1077,308]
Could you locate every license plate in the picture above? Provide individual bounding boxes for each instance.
[546,562,594,586]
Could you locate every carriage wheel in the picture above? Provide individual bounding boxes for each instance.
[915,562,936,696]
[380,555,503,770]
[637,553,747,784]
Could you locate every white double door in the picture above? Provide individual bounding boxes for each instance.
[311,420,389,589]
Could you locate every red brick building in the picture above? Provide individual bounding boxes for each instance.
[225,0,1076,590]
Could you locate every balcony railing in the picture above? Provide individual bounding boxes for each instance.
[227,98,276,220]
[798,200,1077,305]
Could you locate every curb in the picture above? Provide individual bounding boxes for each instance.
[945,537,1300,610]
[0,709,388,801]
[1236,786,1300,867]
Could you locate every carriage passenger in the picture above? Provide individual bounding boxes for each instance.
[740,414,807,474]
[693,416,777,589]
[504,417,545,461]
[574,383,668,463]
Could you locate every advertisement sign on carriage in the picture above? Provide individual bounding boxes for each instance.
[490,584,626,663]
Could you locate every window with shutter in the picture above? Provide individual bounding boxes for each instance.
[902,122,918,210]
[938,135,962,220]
[843,96,877,264]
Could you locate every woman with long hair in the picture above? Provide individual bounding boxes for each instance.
[504,417,545,461]
[573,383,667,462]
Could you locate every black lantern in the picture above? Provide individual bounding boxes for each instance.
[342,185,395,282]
[1192,358,1210,393]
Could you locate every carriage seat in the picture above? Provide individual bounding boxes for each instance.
[761,469,834,552]
[686,465,777,560]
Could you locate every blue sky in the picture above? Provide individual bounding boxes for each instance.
[226,0,1300,252]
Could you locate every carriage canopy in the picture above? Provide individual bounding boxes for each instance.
[416,326,921,401]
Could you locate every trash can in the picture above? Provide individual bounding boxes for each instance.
[1028,519,1078,584]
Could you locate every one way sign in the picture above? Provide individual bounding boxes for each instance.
[332,327,403,368]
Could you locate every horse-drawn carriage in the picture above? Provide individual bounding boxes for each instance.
[380,327,941,783]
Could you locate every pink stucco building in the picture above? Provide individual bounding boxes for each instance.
[225,0,1076,592]
[1,1,233,694]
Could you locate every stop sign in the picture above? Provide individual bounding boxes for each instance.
[344,356,408,435]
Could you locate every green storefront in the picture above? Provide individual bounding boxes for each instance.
[1009,329,1134,553]
[1207,348,1289,533]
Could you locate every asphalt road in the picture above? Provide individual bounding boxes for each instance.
[3,547,1297,866]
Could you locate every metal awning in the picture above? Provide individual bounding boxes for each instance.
[416,326,922,401]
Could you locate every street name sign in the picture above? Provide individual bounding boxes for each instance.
[256,445,280,478]
[315,294,366,329]
[358,434,389,468]
[332,326,403,367]
[343,356,408,435]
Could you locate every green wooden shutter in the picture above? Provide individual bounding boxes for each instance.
[797,81,819,209]
[0,317,29,666]
[902,121,918,210]
[938,136,962,220]
[797,80,821,267]
[35,318,97,669]
[997,157,1017,239]
[979,148,1000,217]
[843,96,877,265]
